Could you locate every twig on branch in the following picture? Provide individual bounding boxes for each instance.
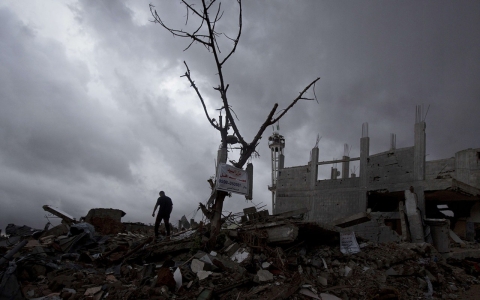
[181,61,221,131]
[271,78,320,124]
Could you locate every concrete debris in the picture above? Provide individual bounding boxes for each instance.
[42,205,76,225]
[449,229,467,247]
[255,269,273,282]
[2,207,480,300]
[332,212,371,228]
[196,270,212,281]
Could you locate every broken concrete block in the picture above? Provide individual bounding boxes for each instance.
[344,266,352,277]
[317,276,328,286]
[198,254,213,265]
[299,288,321,299]
[41,224,70,239]
[449,230,466,248]
[190,259,205,273]
[265,224,298,243]
[197,270,212,281]
[173,267,182,291]
[255,270,273,282]
[196,287,213,300]
[225,243,240,257]
[230,247,250,264]
[84,286,102,296]
[385,267,398,276]
[319,293,342,300]
[43,205,76,225]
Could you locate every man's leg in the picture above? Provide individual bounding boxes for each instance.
[154,214,161,237]
[164,217,170,236]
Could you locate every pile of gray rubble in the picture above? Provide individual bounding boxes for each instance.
[1,207,480,300]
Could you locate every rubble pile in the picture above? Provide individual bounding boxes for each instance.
[1,211,480,300]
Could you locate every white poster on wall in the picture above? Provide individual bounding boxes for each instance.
[340,231,361,255]
[216,163,249,196]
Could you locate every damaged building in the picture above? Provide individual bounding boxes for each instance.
[271,105,480,246]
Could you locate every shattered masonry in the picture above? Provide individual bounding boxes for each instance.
[2,203,480,299]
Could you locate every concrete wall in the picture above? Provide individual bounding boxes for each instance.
[276,165,311,214]
[367,147,414,187]
[277,171,362,222]
[425,157,455,180]
[455,148,480,189]
[310,178,361,222]
[275,147,419,223]
[273,116,477,245]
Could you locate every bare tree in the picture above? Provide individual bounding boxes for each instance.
[150,0,320,245]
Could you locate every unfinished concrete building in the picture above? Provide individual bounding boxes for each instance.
[271,106,480,245]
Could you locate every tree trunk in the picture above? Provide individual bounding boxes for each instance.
[208,190,228,248]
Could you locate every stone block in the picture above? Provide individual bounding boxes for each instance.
[318,276,328,286]
[190,259,205,273]
[255,270,273,282]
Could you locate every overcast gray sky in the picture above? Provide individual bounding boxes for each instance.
[1,1,479,232]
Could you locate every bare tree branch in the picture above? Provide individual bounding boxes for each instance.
[149,4,212,49]
[181,0,204,19]
[220,0,242,66]
[181,61,221,131]
[271,78,320,124]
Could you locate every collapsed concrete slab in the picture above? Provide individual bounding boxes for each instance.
[42,205,76,225]
[332,211,371,228]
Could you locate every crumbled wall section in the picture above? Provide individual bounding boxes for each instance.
[85,208,126,235]
[85,208,125,223]
[349,212,402,243]
[367,147,414,186]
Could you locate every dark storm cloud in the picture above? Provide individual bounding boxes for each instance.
[215,1,480,164]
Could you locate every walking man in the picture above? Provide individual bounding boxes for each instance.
[152,191,173,238]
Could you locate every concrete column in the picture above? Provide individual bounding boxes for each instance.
[359,137,370,210]
[342,156,350,179]
[279,154,285,170]
[330,167,339,179]
[414,121,426,181]
[405,189,425,243]
[310,147,319,188]
[414,185,425,217]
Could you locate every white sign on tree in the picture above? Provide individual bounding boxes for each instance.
[216,163,249,196]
